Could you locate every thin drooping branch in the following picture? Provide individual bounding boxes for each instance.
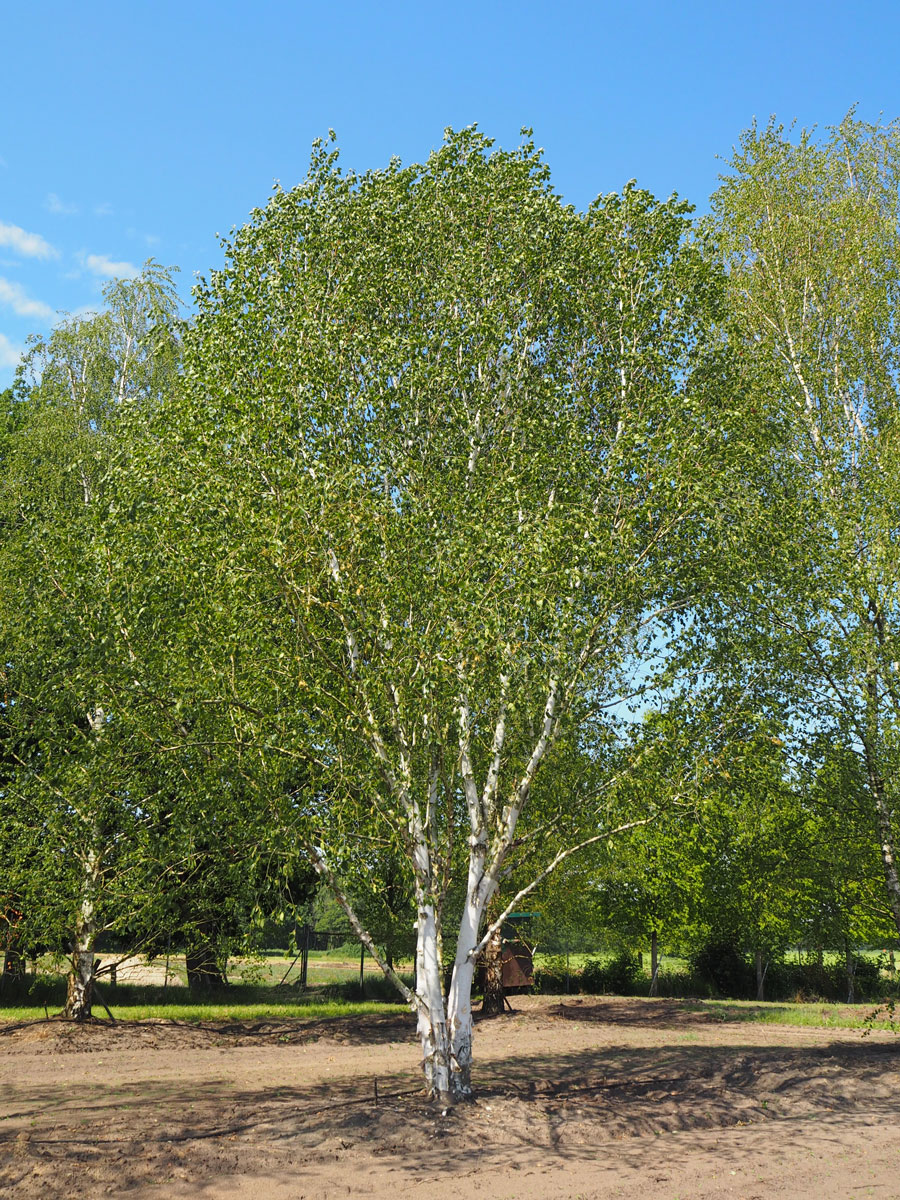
[469,816,657,961]
[457,676,485,837]
[307,844,417,1009]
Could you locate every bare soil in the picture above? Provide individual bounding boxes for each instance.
[1,996,898,1199]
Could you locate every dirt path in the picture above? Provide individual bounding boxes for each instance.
[1,996,898,1198]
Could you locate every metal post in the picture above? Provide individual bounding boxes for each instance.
[360,941,365,993]
[299,924,309,992]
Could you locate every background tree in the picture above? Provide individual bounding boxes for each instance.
[0,264,182,1017]
[711,113,900,940]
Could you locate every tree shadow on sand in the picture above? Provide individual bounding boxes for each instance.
[3,1020,898,1198]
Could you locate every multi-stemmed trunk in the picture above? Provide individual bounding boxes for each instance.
[414,887,492,1102]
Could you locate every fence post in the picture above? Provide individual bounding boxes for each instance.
[299,924,309,992]
[360,941,365,994]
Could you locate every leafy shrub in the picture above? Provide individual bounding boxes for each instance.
[652,968,714,998]
[320,971,414,1003]
[689,940,754,998]
[533,954,570,993]
[578,956,606,993]
[580,950,643,995]
[606,950,643,993]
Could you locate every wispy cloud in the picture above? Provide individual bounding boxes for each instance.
[0,155,8,170]
[126,226,160,247]
[93,202,114,217]
[0,277,54,321]
[81,252,138,279]
[45,192,79,215]
[0,332,23,368]
[0,220,58,260]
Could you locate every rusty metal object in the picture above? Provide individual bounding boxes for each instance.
[501,940,534,989]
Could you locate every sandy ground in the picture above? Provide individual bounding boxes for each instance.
[1,996,899,1199]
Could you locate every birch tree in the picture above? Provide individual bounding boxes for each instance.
[136,130,736,1098]
[711,114,900,940]
[0,263,181,1017]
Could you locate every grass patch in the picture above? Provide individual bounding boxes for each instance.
[0,975,411,1023]
[0,1000,407,1023]
[699,998,898,1030]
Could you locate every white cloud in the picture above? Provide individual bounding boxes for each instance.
[81,252,138,279]
[45,192,79,216]
[0,277,54,321]
[0,220,58,260]
[0,332,23,368]
[93,202,114,217]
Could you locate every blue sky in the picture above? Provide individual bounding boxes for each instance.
[2,0,899,386]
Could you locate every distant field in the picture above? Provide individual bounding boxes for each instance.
[4,948,412,990]
[0,948,415,1022]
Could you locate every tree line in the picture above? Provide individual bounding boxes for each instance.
[2,115,900,1102]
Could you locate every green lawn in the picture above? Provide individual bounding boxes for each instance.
[698,997,897,1030]
[0,997,407,1023]
[0,956,414,1022]
[3,948,896,1031]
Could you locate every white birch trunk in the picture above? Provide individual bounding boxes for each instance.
[65,707,105,1020]
[445,889,488,1098]
[415,903,452,1101]
[65,845,99,1020]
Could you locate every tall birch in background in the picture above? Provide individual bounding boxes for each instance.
[138,130,736,1099]
[0,263,181,1018]
[711,115,900,939]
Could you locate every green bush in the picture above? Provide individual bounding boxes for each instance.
[578,956,605,993]
[689,941,754,998]
[319,972,414,1003]
[606,950,643,993]
[579,951,643,995]
[533,954,570,993]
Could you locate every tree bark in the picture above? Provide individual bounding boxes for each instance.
[648,929,659,997]
[415,903,452,1102]
[862,673,900,938]
[870,771,900,938]
[481,923,505,1016]
[481,895,505,1016]
[65,709,105,1020]
[845,941,856,1004]
[446,911,479,1099]
[64,845,99,1020]
[186,941,225,991]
